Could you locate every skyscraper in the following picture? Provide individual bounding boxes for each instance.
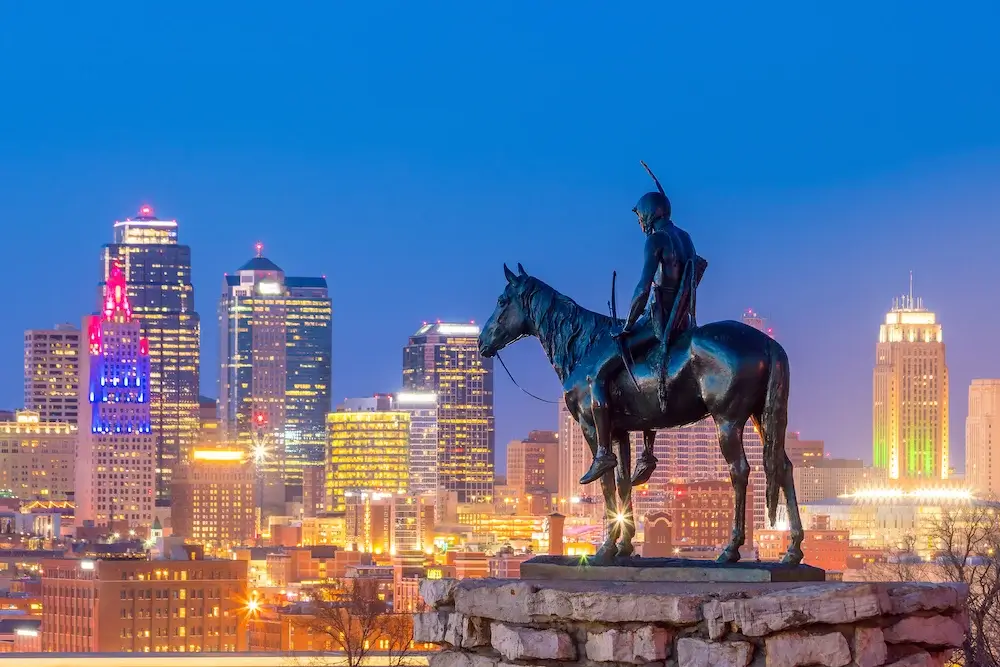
[218,245,331,505]
[873,286,949,481]
[394,391,439,496]
[506,430,559,500]
[325,397,410,514]
[0,411,77,500]
[557,401,590,504]
[402,322,494,503]
[76,262,155,531]
[967,379,1000,496]
[742,308,774,338]
[100,205,199,504]
[24,324,80,424]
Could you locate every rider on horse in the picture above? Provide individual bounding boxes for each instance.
[581,164,708,486]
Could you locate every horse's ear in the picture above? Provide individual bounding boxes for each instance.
[504,264,517,283]
[517,263,527,277]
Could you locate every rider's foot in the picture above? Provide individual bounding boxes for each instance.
[630,453,659,485]
[580,453,618,485]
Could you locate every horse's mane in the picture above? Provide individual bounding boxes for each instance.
[522,277,612,381]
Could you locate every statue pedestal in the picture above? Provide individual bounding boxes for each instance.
[519,555,825,583]
[417,577,968,667]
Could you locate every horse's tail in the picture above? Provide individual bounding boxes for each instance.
[761,338,790,528]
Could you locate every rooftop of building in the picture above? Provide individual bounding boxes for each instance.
[411,321,481,337]
[237,256,284,273]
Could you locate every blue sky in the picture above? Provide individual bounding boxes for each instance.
[2,2,999,471]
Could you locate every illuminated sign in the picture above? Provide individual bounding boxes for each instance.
[192,449,244,462]
[15,628,38,637]
[436,323,480,335]
[80,560,95,570]
[257,281,282,296]
[395,392,438,405]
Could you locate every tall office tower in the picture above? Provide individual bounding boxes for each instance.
[394,391,439,496]
[507,430,559,499]
[101,205,200,504]
[218,245,331,506]
[742,308,774,338]
[967,379,1000,496]
[403,322,494,503]
[24,324,80,424]
[76,262,155,531]
[0,411,77,500]
[325,396,410,513]
[629,418,767,529]
[873,285,949,481]
[557,401,590,505]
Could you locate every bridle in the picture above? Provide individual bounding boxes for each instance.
[495,351,561,405]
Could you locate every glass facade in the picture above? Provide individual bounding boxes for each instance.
[325,410,410,513]
[393,392,439,496]
[402,323,494,503]
[100,206,200,504]
[218,252,331,508]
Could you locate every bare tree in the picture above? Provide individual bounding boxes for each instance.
[293,580,413,667]
[863,505,1000,667]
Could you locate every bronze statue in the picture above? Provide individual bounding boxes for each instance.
[478,164,804,565]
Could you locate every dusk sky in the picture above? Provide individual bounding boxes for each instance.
[2,2,1000,471]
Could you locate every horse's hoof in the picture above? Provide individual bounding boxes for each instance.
[630,455,658,485]
[716,548,741,564]
[593,543,618,563]
[780,551,804,566]
[580,454,618,485]
[616,544,636,559]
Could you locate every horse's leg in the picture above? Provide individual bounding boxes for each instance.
[715,419,749,563]
[580,419,619,563]
[631,429,658,485]
[580,375,619,485]
[779,452,804,564]
[612,428,635,557]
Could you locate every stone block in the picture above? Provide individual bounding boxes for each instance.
[421,578,460,609]
[883,616,964,648]
[704,584,884,637]
[414,611,451,644]
[883,652,940,667]
[853,627,888,667]
[586,626,672,663]
[490,622,576,662]
[429,651,498,667]
[884,583,967,616]
[676,637,754,667]
[764,631,851,667]
[446,613,491,649]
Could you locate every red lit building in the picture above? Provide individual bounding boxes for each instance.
[41,553,248,653]
[757,528,849,572]
[76,262,155,531]
[667,481,753,550]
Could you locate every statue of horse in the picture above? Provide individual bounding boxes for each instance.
[478,263,804,564]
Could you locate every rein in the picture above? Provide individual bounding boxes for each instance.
[495,352,562,404]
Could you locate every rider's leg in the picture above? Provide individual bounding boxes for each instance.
[580,360,621,485]
[631,429,659,486]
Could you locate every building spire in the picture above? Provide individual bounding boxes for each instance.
[102,260,133,323]
[255,241,264,258]
[909,270,913,308]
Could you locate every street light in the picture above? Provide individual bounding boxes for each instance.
[244,591,261,652]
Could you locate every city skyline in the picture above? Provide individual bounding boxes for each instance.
[4,4,1000,470]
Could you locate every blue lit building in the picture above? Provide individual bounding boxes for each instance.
[76,262,155,532]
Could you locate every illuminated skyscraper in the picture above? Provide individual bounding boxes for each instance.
[0,411,77,500]
[100,205,199,504]
[557,401,590,506]
[218,245,331,506]
[394,391,439,496]
[325,397,410,513]
[76,262,155,531]
[24,324,80,424]
[507,430,559,500]
[966,379,1000,496]
[402,322,494,503]
[873,284,949,481]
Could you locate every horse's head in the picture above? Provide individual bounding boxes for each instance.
[479,263,533,358]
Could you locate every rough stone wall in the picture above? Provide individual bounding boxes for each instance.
[416,578,968,667]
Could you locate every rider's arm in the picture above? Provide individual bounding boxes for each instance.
[623,236,660,332]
